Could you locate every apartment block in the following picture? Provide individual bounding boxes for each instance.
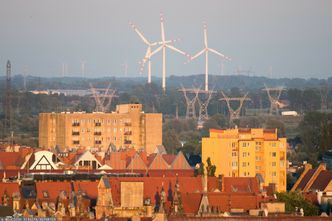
[202,128,287,192]
[39,104,162,154]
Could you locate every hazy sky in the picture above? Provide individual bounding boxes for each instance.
[0,0,331,79]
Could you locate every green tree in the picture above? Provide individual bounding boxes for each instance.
[206,157,216,177]
[276,192,319,216]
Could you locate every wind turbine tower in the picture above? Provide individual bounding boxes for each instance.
[191,23,231,91]
[130,22,159,84]
[219,91,251,125]
[81,60,86,78]
[151,13,190,92]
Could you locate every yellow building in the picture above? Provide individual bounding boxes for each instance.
[39,104,162,154]
[202,128,287,192]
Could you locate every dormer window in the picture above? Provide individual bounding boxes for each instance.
[43,191,49,198]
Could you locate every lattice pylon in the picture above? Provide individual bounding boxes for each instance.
[262,85,285,115]
[197,90,215,124]
[90,82,118,112]
[178,86,199,119]
[320,85,328,111]
[220,91,251,125]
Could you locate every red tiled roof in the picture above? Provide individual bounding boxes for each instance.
[162,154,176,165]
[107,176,203,207]
[223,177,260,194]
[73,181,98,199]
[148,154,169,169]
[0,182,20,200]
[181,192,202,214]
[36,181,72,201]
[0,152,24,169]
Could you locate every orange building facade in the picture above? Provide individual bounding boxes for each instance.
[202,128,287,192]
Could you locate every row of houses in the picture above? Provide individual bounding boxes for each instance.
[0,145,192,172]
[0,173,284,219]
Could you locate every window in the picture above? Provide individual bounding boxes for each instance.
[232,162,237,167]
[232,152,237,157]
[243,143,247,147]
[243,152,247,157]
[43,191,49,198]
[272,162,276,167]
[272,172,277,177]
[271,152,277,157]
[255,146,261,151]
[242,162,246,167]
[272,142,276,147]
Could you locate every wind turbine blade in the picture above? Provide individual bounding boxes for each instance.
[208,48,231,60]
[203,23,208,47]
[150,45,163,57]
[191,49,205,60]
[160,13,165,42]
[129,22,151,45]
[144,47,151,60]
[165,44,187,56]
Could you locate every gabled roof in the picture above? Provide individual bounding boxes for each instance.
[74,151,102,166]
[126,153,147,170]
[105,152,127,169]
[292,163,332,192]
[296,169,316,190]
[310,171,332,191]
[154,145,167,155]
[148,153,169,170]
[171,151,191,170]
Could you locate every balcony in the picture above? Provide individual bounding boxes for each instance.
[72,132,80,136]
[124,140,132,145]
[124,122,132,126]
[94,132,102,136]
[124,131,132,135]
[72,123,80,127]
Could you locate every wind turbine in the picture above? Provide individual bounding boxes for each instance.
[81,60,86,78]
[130,21,176,84]
[150,13,190,92]
[130,22,157,84]
[191,23,231,91]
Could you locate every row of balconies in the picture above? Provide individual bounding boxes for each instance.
[73,122,132,127]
